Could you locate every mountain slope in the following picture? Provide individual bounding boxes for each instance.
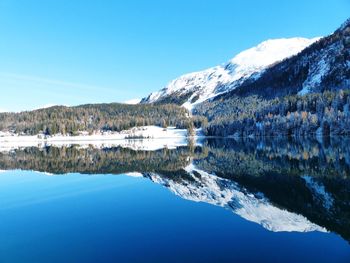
[219,18,350,100]
[141,37,319,109]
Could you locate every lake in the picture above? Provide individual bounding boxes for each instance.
[0,137,349,262]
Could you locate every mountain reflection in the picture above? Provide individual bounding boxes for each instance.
[0,137,349,242]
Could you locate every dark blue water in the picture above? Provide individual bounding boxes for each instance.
[0,170,349,263]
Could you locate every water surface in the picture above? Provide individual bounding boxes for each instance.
[0,138,349,262]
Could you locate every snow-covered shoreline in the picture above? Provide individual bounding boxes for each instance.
[0,126,200,151]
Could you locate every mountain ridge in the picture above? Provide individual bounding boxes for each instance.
[141,18,350,111]
[217,18,350,100]
[141,37,319,109]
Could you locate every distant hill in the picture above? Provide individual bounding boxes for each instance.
[0,103,191,136]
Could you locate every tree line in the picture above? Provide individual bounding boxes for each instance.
[0,103,192,135]
[196,90,350,137]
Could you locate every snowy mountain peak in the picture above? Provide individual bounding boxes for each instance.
[147,164,326,233]
[229,37,320,74]
[142,37,319,110]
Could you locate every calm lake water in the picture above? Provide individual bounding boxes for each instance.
[0,138,349,262]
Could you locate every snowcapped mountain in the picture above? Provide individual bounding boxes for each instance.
[145,164,326,233]
[141,37,319,110]
[219,19,350,100]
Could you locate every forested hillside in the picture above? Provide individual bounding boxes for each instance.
[196,90,350,137]
[0,103,191,135]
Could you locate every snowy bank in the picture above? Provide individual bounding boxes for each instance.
[0,126,200,151]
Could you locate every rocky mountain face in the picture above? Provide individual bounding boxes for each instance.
[141,38,319,110]
[219,18,350,100]
[142,19,350,109]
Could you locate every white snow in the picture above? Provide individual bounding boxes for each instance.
[0,126,195,152]
[298,38,346,96]
[124,98,141,104]
[124,172,144,178]
[298,86,310,96]
[145,37,319,110]
[149,164,326,233]
[299,56,330,95]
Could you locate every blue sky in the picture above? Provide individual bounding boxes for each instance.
[0,0,349,112]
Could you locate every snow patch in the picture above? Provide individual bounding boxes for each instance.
[0,126,194,152]
[124,98,141,105]
[299,57,330,95]
[124,172,144,178]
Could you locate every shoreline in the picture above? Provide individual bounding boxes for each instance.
[0,126,203,151]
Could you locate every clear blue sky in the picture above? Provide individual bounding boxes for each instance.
[0,0,349,112]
